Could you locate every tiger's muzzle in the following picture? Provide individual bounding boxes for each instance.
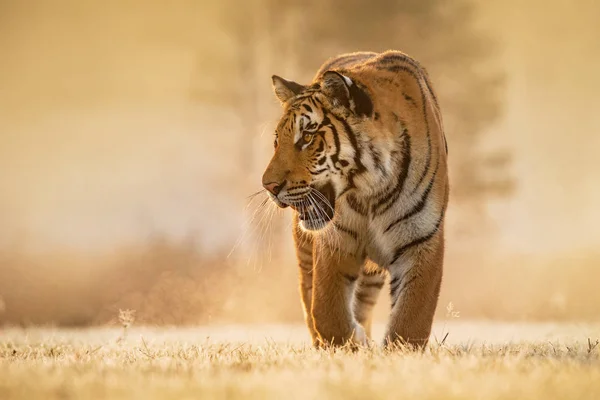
[287,183,336,231]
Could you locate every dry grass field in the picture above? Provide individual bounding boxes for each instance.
[2,2,599,400]
[1,322,600,400]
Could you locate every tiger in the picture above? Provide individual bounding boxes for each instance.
[261,50,449,349]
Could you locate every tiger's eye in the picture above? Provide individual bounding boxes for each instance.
[303,132,313,143]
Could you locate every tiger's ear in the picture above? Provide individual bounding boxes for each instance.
[321,71,352,109]
[272,75,305,104]
[321,71,373,117]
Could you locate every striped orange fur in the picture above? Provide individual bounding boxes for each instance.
[262,51,449,348]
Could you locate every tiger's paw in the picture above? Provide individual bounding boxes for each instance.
[312,322,370,349]
[350,323,368,347]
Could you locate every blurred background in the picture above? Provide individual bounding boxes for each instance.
[0,0,599,327]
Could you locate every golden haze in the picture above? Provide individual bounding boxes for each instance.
[0,1,599,326]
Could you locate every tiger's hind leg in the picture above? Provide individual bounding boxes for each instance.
[384,230,444,349]
[353,265,386,339]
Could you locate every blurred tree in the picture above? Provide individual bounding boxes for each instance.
[190,0,513,249]
[189,0,303,262]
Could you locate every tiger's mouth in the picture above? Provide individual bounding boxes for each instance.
[290,182,336,231]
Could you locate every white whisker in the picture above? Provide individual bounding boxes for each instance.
[228,195,271,259]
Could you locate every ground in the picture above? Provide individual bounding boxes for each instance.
[1,322,600,399]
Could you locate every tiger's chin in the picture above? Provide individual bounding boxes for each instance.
[293,182,336,232]
[299,217,331,232]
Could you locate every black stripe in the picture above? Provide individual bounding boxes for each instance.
[309,168,328,175]
[389,210,445,266]
[372,131,411,215]
[299,261,313,271]
[307,122,317,131]
[315,139,325,154]
[384,156,440,233]
[421,69,440,110]
[302,104,313,112]
[298,255,312,265]
[298,250,312,261]
[410,145,440,197]
[391,275,419,309]
[329,114,367,190]
[402,92,418,108]
[340,272,358,283]
[290,91,320,104]
[355,291,377,306]
[362,269,384,277]
[319,53,378,74]
[346,194,368,215]
[337,117,366,172]
[372,53,424,72]
[333,223,358,240]
[383,64,413,73]
[443,180,449,205]
[413,137,432,194]
[369,142,387,176]
[361,281,385,289]
[288,184,308,191]
[300,114,309,130]
[389,275,402,298]
[391,66,432,195]
[371,58,433,196]
[322,115,341,167]
[297,246,312,257]
[443,133,448,155]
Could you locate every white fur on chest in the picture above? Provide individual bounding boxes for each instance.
[326,191,440,268]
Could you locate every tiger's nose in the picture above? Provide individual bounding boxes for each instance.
[263,180,286,196]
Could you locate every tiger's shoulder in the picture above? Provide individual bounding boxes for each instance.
[314,50,442,144]
[314,50,437,109]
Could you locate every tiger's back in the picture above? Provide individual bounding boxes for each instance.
[316,51,448,263]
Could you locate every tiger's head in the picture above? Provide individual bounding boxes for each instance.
[262,71,373,231]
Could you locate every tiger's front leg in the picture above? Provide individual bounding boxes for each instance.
[292,217,319,346]
[310,240,367,348]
